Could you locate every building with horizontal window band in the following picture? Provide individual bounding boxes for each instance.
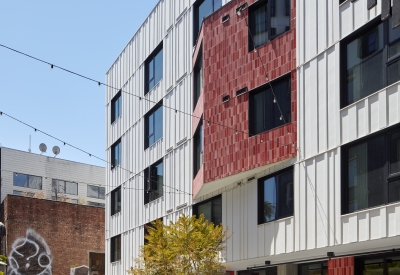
[0,146,106,274]
[105,0,400,274]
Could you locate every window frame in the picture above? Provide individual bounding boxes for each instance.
[145,42,163,94]
[52,179,78,196]
[238,266,277,275]
[248,73,292,136]
[340,16,400,108]
[110,235,121,263]
[341,124,400,215]
[87,185,105,199]
[248,0,291,51]
[111,139,121,169]
[111,91,122,124]
[354,252,400,275]
[193,195,222,225]
[193,46,203,109]
[111,186,121,216]
[144,103,163,149]
[298,261,328,275]
[193,120,204,178]
[144,158,164,204]
[257,166,294,225]
[193,0,222,45]
[13,172,42,190]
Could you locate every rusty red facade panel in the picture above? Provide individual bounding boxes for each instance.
[196,0,297,186]
[328,257,355,275]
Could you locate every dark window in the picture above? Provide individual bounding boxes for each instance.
[144,159,163,204]
[249,0,290,50]
[249,74,291,136]
[111,91,122,123]
[339,0,346,4]
[238,266,277,275]
[355,253,400,275]
[110,235,121,262]
[87,185,105,199]
[193,49,203,109]
[342,126,400,214]
[13,173,42,190]
[258,167,294,224]
[145,104,163,149]
[52,179,78,195]
[111,186,121,215]
[342,18,400,107]
[193,0,222,44]
[88,201,105,208]
[111,139,121,169]
[145,43,163,94]
[299,262,328,275]
[193,195,222,225]
[193,122,204,178]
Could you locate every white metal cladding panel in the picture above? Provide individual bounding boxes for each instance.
[0,148,104,202]
[296,0,383,67]
[341,83,400,145]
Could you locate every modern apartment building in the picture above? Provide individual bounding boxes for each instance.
[106,0,400,274]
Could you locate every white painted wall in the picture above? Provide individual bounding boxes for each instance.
[0,147,105,205]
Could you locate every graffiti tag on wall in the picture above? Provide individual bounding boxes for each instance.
[8,229,52,275]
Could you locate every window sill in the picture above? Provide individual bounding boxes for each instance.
[249,121,291,138]
[111,211,121,217]
[145,79,162,96]
[13,186,43,191]
[341,201,400,217]
[111,115,121,126]
[250,29,292,53]
[257,215,293,226]
[110,260,121,265]
[144,196,164,206]
[145,137,163,151]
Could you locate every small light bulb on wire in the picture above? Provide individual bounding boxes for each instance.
[51,64,54,69]
[273,97,276,103]
[98,82,101,86]
[280,116,283,121]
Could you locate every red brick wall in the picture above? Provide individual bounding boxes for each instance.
[4,195,104,275]
[199,0,297,185]
[328,257,355,275]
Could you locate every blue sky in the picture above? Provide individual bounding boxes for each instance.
[0,1,159,167]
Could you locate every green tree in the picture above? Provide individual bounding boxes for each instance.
[128,214,228,275]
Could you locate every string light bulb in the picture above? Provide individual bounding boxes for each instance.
[237,9,241,16]
[273,97,276,103]
[207,120,210,126]
[261,137,264,143]
[51,64,54,69]
[280,116,283,121]
[98,82,101,86]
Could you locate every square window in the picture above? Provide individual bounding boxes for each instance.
[144,159,163,204]
[249,74,291,136]
[111,91,122,123]
[342,126,400,214]
[52,179,78,195]
[87,185,105,199]
[13,173,42,190]
[111,186,121,215]
[249,0,290,50]
[110,235,121,262]
[111,139,121,169]
[193,195,222,225]
[258,167,294,224]
[193,0,222,45]
[144,104,163,149]
[145,44,163,94]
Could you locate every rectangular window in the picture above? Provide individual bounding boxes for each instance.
[193,0,222,45]
[88,201,105,208]
[111,139,121,169]
[342,18,400,107]
[145,43,163,94]
[111,186,121,215]
[249,74,291,136]
[110,235,121,262]
[249,0,290,50]
[258,167,294,224]
[193,121,204,178]
[193,195,222,225]
[13,173,42,190]
[193,50,203,109]
[144,159,163,204]
[87,185,105,199]
[299,262,328,275]
[144,104,163,149]
[52,179,78,195]
[342,126,400,214]
[111,91,122,123]
[355,253,400,275]
[238,267,277,275]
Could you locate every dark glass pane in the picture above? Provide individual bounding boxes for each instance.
[66,181,78,195]
[148,58,154,91]
[28,175,42,190]
[388,60,400,86]
[250,89,266,135]
[148,113,155,146]
[154,49,163,85]
[87,185,98,198]
[14,173,28,187]
[197,0,213,35]
[388,256,400,275]
[270,0,290,38]
[363,258,384,275]
[251,3,268,47]
[262,177,277,222]
[154,161,163,199]
[389,180,400,203]
[99,187,105,199]
[346,23,384,105]
[212,196,222,225]
[112,187,121,214]
[389,18,400,58]
[58,180,65,193]
[390,131,400,173]
[276,170,294,218]
[154,107,163,143]
[194,57,203,108]
[198,201,212,222]
[193,123,203,177]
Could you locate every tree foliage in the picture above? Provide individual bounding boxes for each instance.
[128,214,228,275]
